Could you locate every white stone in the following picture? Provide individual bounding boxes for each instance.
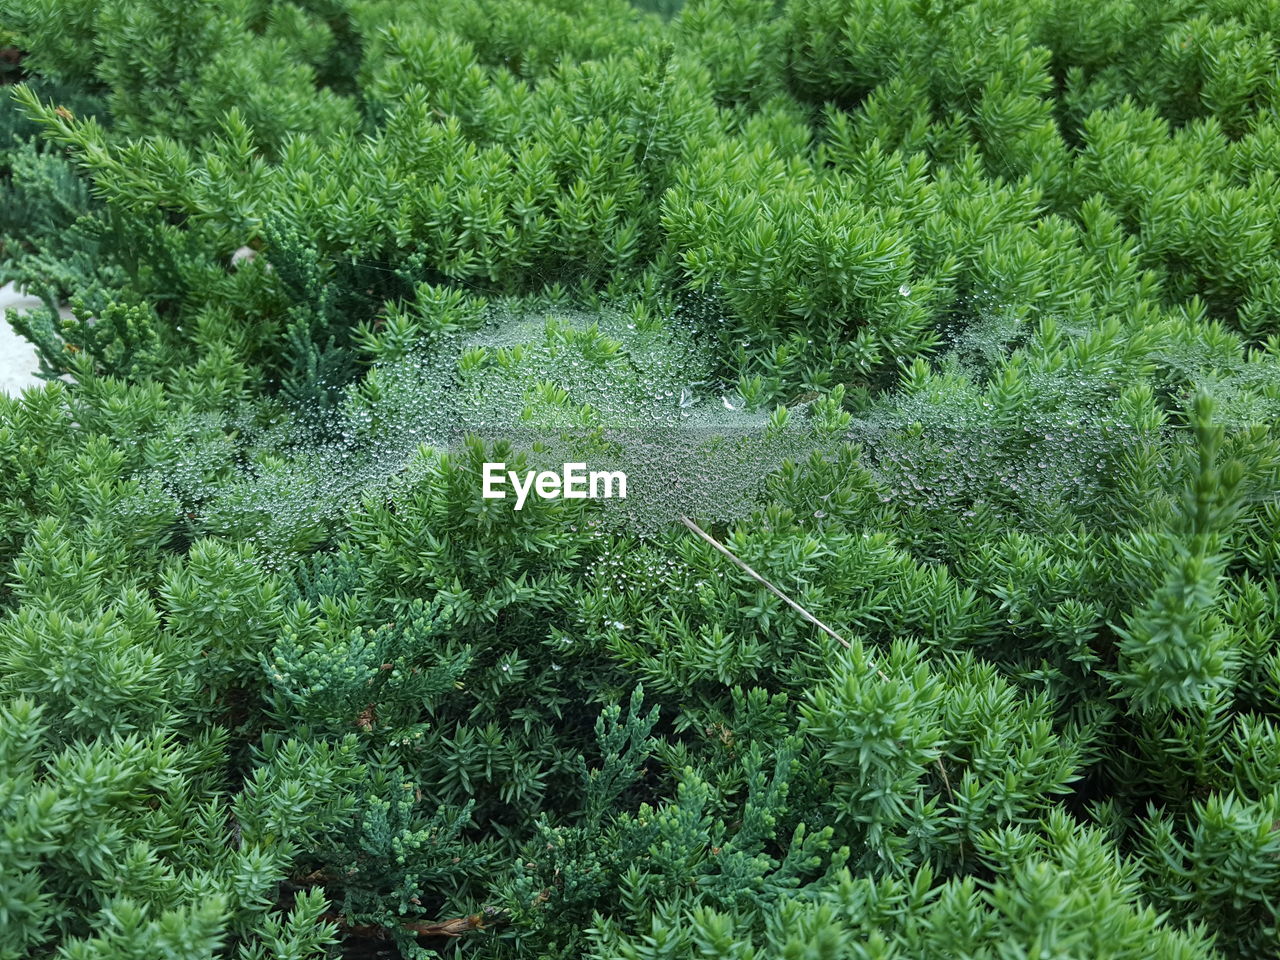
[0,281,46,396]
[230,245,257,267]
[0,281,76,396]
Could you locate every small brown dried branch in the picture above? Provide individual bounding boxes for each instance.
[679,515,888,681]
[680,518,946,798]
[323,907,504,941]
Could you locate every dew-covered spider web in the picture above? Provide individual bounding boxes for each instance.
[114,291,1280,570]
[117,298,844,567]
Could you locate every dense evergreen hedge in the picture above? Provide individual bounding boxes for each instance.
[2,0,1280,957]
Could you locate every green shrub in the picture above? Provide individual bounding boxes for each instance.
[3,0,1280,957]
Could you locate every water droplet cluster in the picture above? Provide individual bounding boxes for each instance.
[845,300,1268,531]
[835,300,1123,528]
[848,383,1142,530]
[120,284,1276,559]
[122,300,842,561]
[366,302,837,536]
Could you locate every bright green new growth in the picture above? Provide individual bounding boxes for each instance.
[3,0,1280,958]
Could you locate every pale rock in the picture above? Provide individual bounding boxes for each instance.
[0,281,77,396]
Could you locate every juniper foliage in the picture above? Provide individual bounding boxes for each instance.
[3,0,1280,958]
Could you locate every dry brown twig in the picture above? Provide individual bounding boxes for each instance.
[679,515,956,800]
[322,908,503,941]
[679,515,881,674]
